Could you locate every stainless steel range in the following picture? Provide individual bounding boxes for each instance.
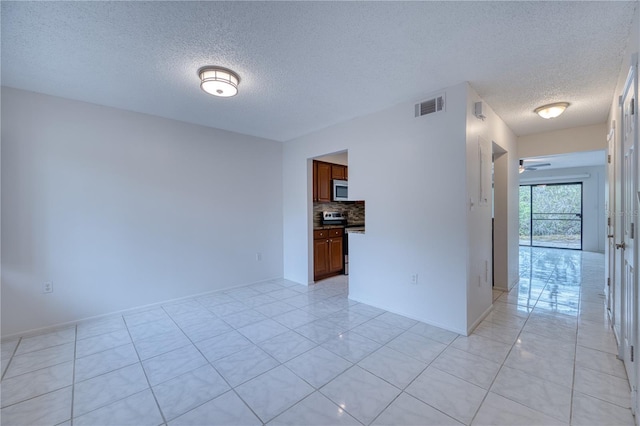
[322,211,347,226]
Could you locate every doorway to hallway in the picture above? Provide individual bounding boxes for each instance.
[519,183,583,250]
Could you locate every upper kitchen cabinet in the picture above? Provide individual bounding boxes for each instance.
[313,160,348,202]
[331,164,347,180]
[314,161,332,202]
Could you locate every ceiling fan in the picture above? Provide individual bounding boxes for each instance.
[519,159,551,173]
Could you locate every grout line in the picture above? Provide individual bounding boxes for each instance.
[0,336,22,382]
[160,300,274,424]
[3,252,623,425]
[69,326,78,425]
[469,262,558,425]
[122,316,168,426]
[367,330,463,426]
[569,265,583,425]
[468,315,530,423]
[159,280,355,424]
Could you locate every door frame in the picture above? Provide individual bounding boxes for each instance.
[619,61,638,413]
[606,121,621,343]
[519,182,584,250]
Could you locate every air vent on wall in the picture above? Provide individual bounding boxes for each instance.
[415,93,445,117]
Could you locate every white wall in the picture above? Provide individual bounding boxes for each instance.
[283,82,519,334]
[315,152,348,166]
[518,123,607,158]
[284,83,469,333]
[465,87,519,331]
[520,166,606,253]
[1,87,284,337]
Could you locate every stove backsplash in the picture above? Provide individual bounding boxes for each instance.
[313,201,365,227]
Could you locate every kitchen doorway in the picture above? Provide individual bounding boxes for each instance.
[310,150,365,287]
[519,183,583,250]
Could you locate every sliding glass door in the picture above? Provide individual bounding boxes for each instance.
[519,183,583,250]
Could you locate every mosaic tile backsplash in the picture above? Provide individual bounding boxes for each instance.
[313,201,365,227]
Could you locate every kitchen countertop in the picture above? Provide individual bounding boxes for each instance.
[345,227,365,234]
[314,224,365,233]
[314,225,345,230]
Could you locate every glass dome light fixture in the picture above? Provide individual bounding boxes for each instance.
[534,102,569,119]
[198,66,240,97]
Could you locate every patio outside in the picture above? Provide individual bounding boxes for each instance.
[519,183,582,250]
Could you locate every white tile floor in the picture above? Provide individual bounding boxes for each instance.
[0,247,634,425]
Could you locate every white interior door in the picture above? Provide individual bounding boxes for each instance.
[614,118,624,346]
[620,64,637,412]
[606,124,616,323]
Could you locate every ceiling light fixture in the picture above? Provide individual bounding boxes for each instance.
[519,160,525,174]
[198,66,240,97]
[534,102,569,119]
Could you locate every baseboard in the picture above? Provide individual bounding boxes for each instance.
[492,276,519,292]
[467,304,493,336]
[508,276,519,291]
[346,294,467,335]
[1,275,287,342]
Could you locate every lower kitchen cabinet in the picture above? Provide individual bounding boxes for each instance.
[313,228,344,281]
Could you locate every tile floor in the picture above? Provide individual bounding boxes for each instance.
[0,247,634,425]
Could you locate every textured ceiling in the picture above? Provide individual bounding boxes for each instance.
[1,1,637,142]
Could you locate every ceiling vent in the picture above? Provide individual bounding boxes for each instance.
[415,93,445,118]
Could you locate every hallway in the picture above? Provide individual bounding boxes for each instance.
[478,246,633,425]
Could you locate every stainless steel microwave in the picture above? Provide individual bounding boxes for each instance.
[333,180,348,201]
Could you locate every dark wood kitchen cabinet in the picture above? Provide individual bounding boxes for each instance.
[314,161,332,202]
[313,160,348,202]
[313,237,330,278]
[313,228,344,281]
[328,237,344,273]
[331,164,347,180]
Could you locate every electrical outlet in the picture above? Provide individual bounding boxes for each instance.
[256,252,262,261]
[411,274,418,285]
[43,281,53,293]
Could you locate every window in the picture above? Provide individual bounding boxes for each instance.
[519,183,583,250]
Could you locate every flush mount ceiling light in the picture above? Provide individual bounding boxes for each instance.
[534,102,569,119]
[198,66,240,97]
